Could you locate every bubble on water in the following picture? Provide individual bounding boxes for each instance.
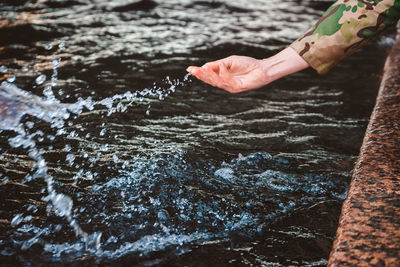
[59,42,66,51]
[35,74,47,85]
[0,65,8,73]
[157,210,169,221]
[6,75,16,83]
[44,42,53,50]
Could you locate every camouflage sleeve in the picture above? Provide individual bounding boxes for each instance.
[290,0,400,75]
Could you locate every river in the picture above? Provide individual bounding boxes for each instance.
[0,0,393,265]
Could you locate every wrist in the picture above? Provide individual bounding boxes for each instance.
[260,47,309,83]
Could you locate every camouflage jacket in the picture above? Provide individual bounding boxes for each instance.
[290,0,400,74]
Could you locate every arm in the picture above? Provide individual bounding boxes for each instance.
[291,0,400,75]
[188,0,400,92]
[187,47,309,94]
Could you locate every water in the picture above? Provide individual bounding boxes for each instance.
[0,0,392,265]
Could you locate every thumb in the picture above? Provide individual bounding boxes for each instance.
[218,62,231,85]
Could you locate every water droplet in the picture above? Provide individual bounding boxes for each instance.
[59,42,66,51]
[66,153,75,166]
[52,56,61,68]
[6,75,16,83]
[44,42,53,50]
[23,215,32,222]
[43,85,54,98]
[157,210,170,221]
[11,213,24,227]
[35,74,47,85]
[99,128,106,136]
[85,171,93,180]
[68,131,77,138]
[0,65,8,73]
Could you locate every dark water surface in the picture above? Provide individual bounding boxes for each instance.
[0,0,393,266]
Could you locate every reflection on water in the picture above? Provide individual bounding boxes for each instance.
[0,0,391,265]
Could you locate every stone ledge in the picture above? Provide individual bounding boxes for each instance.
[328,26,400,266]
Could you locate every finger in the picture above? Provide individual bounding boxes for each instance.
[195,68,220,87]
[187,67,215,85]
[205,66,229,88]
[202,61,221,73]
[188,64,228,89]
[218,62,231,84]
[186,66,201,75]
[222,57,233,70]
[217,62,242,92]
[186,66,197,73]
[230,78,245,93]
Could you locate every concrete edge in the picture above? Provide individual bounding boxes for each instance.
[328,26,400,266]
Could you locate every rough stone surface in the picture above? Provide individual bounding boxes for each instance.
[328,26,400,266]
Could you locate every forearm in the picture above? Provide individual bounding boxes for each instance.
[291,0,400,75]
[261,47,309,83]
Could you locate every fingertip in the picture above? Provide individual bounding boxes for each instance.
[187,66,202,75]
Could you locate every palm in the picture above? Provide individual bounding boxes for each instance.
[187,56,269,93]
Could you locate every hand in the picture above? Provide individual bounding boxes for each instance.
[187,56,269,93]
[187,47,310,94]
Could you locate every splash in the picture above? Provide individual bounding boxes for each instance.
[0,52,192,255]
